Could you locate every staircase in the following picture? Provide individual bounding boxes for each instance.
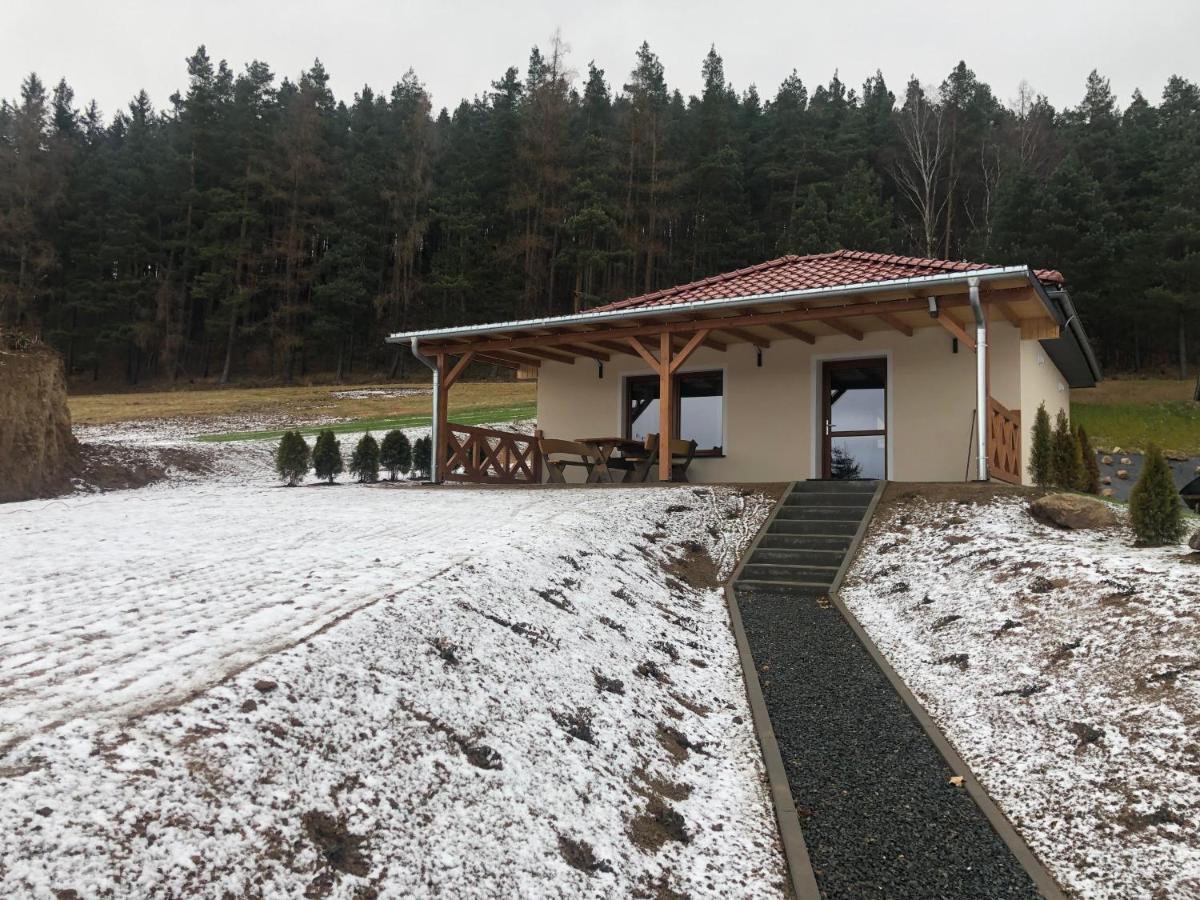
[734,480,880,595]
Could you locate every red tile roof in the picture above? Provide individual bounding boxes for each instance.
[595,250,1064,313]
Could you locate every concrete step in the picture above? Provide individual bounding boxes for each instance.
[783,491,874,508]
[733,578,832,596]
[740,562,839,583]
[774,505,869,522]
[757,533,854,552]
[750,547,846,567]
[791,479,879,494]
[768,519,861,537]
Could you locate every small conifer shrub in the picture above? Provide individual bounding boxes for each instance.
[1076,425,1101,494]
[1129,445,1185,546]
[1050,409,1082,490]
[1028,403,1052,487]
[275,431,310,486]
[379,430,412,481]
[312,429,344,484]
[350,433,381,483]
[413,435,432,479]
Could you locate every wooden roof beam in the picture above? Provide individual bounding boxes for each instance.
[825,318,864,341]
[934,310,977,350]
[588,339,646,357]
[515,346,578,364]
[991,300,1022,328]
[769,322,816,344]
[477,351,539,369]
[432,294,973,356]
[558,343,610,361]
[876,312,914,337]
[715,326,771,348]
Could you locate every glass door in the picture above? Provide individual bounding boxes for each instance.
[821,358,887,480]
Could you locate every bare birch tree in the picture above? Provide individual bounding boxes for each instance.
[893,78,949,258]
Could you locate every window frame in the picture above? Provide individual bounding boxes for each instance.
[623,368,726,458]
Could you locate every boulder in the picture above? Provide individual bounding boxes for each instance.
[1120,457,1133,466]
[1101,455,1114,466]
[1101,475,1112,485]
[1190,529,1200,553]
[1101,487,1115,498]
[1116,469,1130,480]
[1164,450,1188,462]
[1029,493,1119,530]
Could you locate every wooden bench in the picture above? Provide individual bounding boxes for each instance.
[614,434,697,482]
[538,438,612,484]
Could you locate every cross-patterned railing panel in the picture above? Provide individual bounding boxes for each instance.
[988,398,1022,485]
[442,423,542,484]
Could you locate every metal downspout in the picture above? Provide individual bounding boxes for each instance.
[968,277,988,482]
[410,337,441,483]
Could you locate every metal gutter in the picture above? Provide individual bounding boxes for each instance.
[385,266,1039,345]
[968,277,989,481]
[1045,288,1103,383]
[408,337,441,483]
[723,482,821,900]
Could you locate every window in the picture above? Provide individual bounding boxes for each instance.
[625,370,724,456]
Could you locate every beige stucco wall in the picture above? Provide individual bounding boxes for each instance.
[535,320,1065,484]
[1018,337,1072,486]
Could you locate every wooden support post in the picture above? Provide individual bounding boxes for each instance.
[659,331,674,482]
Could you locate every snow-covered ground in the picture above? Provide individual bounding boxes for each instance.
[841,493,1200,899]
[0,423,785,898]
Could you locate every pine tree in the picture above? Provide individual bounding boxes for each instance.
[412,435,432,479]
[312,429,343,483]
[1076,425,1101,494]
[379,429,412,480]
[349,432,380,483]
[1129,446,1185,545]
[1028,403,1053,487]
[1050,409,1080,489]
[274,430,310,486]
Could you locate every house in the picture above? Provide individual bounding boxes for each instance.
[386,250,1101,485]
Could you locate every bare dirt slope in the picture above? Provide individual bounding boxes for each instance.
[0,346,79,502]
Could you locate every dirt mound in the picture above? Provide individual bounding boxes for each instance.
[0,346,80,502]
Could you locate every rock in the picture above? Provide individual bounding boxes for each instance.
[1116,469,1129,480]
[240,698,258,713]
[1112,447,1122,454]
[1101,475,1112,485]
[1190,530,1200,553]
[1101,487,1115,497]
[1164,450,1189,462]
[253,679,278,694]
[1195,465,1200,476]
[1029,493,1119,530]
[1101,455,1113,466]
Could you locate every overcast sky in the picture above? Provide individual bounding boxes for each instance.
[5,0,1198,118]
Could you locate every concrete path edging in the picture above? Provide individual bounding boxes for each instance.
[828,481,1068,900]
[724,481,821,900]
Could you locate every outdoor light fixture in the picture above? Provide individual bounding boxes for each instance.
[597,360,604,379]
[927,296,940,318]
[756,347,763,367]
[952,338,959,354]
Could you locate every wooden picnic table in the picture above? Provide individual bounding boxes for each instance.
[575,436,656,483]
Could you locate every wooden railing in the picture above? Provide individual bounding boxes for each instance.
[442,423,542,484]
[988,398,1022,485]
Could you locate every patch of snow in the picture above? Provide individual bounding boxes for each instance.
[840,495,1200,899]
[0,431,782,897]
[328,388,431,399]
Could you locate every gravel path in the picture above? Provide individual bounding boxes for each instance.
[736,589,1039,899]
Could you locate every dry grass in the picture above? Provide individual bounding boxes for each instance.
[1071,378,1195,406]
[69,381,535,426]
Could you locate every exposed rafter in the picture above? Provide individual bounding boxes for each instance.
[716,326,771,348]
[769,322,816,344]
[825,318,864,341]
[934,310,977,350]
[876,312,914,337]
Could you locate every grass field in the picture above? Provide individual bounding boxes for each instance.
[1072,378,1200,454]
[69,381,536,440]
